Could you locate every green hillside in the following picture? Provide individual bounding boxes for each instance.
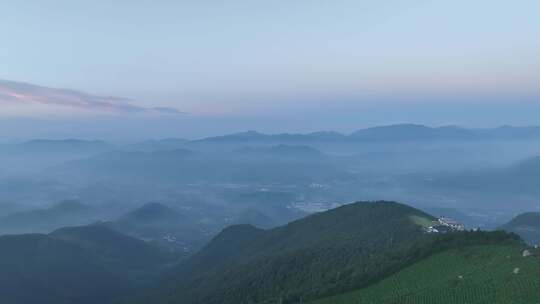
[50,224,174,271]
[135,201,468,304]
[311,244,540,304]
[0,201,531,304]
[0,224,176,304]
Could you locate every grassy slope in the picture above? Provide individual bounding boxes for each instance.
[311,245,540,304]
[409,215,434,228]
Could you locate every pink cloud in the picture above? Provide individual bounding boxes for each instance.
[0,79,184,114]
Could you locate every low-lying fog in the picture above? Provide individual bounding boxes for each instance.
[2,125,540,252]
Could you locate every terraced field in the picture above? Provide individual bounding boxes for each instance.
[311,245,540,304]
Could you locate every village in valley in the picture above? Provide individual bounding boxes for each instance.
[425,217,465,233]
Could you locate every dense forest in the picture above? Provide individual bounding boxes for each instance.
[130,202,524,304]
[0,200,536,304]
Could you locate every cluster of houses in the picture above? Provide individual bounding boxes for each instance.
[425,217,465,233]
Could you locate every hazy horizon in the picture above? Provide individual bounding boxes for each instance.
[2,1,539,141]
[2,80,540,142]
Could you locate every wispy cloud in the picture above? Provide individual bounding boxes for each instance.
[0,79,184,115]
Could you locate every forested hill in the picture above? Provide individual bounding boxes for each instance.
[134,201,449,304]
[501,212,540,245]
[0,225,176,304]
[0,201,529,304]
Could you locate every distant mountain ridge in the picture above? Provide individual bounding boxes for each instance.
[8,124,540,148]
[195,130,347,142]
[408,153,540,197]
[0,200,101,235]
[51,144,347,183]
[116,202,185,223]
[123,138,188,152]
[195,124,540,143]
[501,212,540,245]
[106,203,208,253]
[0,139,115,173]
[349,124,476,141]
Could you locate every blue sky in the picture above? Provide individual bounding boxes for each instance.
[1,1,539,140]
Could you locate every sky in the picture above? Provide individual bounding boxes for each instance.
[1,0,539,141]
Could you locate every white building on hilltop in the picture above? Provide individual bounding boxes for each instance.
[438,217,465,231]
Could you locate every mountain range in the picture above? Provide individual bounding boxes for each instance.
[5,124,540,150]
[407,154,540,197]
[49,145,348,184]
[195,124,540,143]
